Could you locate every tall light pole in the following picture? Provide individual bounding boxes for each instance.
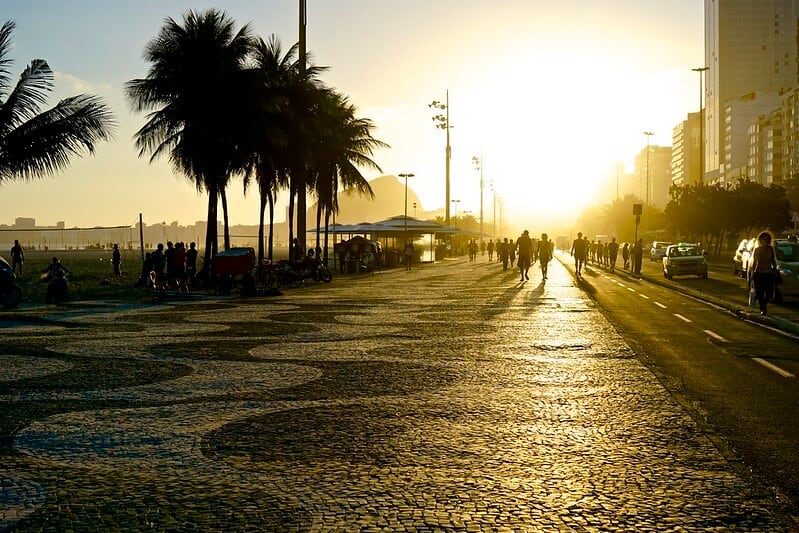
[296,0,308,250]
[472,155,484,240]
[643,131,654,206]
[430,91,451,225]
[450,199,461,218]
[490,180,497,240]
[692,66,709,183]
[399,173,415,245]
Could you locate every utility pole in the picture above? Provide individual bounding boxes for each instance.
[296,0,308,251]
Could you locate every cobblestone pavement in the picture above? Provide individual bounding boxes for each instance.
[0,256,792,531]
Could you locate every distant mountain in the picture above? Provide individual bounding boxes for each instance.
[307,175,439,224]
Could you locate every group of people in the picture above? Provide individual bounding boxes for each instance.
[570,233,644,277]
[138,241,198,288]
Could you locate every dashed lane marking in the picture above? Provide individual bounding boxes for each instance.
[674,313,692,323]
[627,287,636,293]
[639,294,650,299]
[703,330,727,342]
[654,302,667,309]
[752,357,795,378]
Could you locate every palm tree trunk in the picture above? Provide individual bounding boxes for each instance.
[268,191,275,261]
[288,187,296,259]
[221,188,231,250]
[257,191,267,265]
[203,184,219,273]
[324,206,331,264]
[315,202,323,254]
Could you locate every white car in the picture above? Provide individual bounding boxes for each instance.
[662,243,708,280]
[650,241,672,262]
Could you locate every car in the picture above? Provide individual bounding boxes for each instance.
[662,243,708,279]
[733,237,755,277]
[650,241,672,262]
[773,238,799,296]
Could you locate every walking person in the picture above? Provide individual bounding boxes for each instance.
[500,238,510,270]
[403,241,415,271]
[10,239,24,277]
[112,244,122,276]
[749,230,779,315]
[621,242,630,270]
[539,233,553,280]
[632,238,644,276]
[607,238,619,271]
[515,230,533,281]
[487,239,494,261]
[571,232,587,277]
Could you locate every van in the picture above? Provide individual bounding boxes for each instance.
[649,241,672,262]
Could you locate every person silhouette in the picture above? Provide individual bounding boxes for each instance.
[539,233,552,280]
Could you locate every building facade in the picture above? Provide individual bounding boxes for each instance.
[634,146,673,209]
[671,112,700,188]
[704,0,799,185]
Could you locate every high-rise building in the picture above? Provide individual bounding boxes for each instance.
[704,0,799,185]
[671,112,700,188]
[634,145,673,209]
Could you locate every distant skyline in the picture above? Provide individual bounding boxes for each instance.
[0,0,703,229]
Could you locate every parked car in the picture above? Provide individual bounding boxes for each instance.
[662,243,708,279]
[773,238,799,296]
[650,241,672,262]
[0,255,22,309]
[733,237,755,277]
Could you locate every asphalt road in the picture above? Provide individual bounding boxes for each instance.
[1,254,797,530]
[568,256,799,516]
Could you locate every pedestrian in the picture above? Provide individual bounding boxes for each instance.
[571,232,588,277]
[403,241,415,271]
[515,230,533,281]
[10,239,24,277]
[112,244,122,276]
[45,269,69,304]
[621,242,630,270]
[539,233,553,280]
[632,238,644,275]
[500,238,510,270]
[749,230,779,315]
[151,243,165,281]
[607,238,619,271]
[186,242,198,283]
[508,238,516,268]
[136,252,154,287]
[487,239,494,261]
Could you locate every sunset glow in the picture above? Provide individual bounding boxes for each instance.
[0,0,702,230]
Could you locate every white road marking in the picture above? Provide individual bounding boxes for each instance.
[753,357,795,378]
[703,330,727,342]
[673,313,692,323]
[627,287,636,293]
[617,283,626,288]
[639,294,650,299]
[653,302,667,309]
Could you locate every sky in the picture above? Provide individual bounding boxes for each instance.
[0,0,704,230]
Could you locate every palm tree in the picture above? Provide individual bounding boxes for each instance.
[0,20,114,185]
[310,90,387,261]
[125,9,253,271]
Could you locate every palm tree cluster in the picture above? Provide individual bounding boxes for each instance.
[125,9,386,271]
[0,21,115,187]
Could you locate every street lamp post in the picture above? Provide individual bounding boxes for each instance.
[430,91,451,226]
[450,199,461,218]
[472,155,484,240]
[692,66,709,183]
[399,173,415,245]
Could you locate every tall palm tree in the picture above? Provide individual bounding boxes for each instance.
[0,20,114,185]
[125,9,253,270]
[243,35,328,263]
[311,90,387,261]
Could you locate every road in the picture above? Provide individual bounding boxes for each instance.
[568,255,799,516]
[0,254,797,530]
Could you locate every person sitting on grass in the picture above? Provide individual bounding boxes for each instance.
[45,269,70,303]
[41,257,71,282]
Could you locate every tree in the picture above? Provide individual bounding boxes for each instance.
[310,90,385,261]
[0,20,114,185]
[126,9,254,270]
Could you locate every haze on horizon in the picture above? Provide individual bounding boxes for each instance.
[0,0,703,231]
